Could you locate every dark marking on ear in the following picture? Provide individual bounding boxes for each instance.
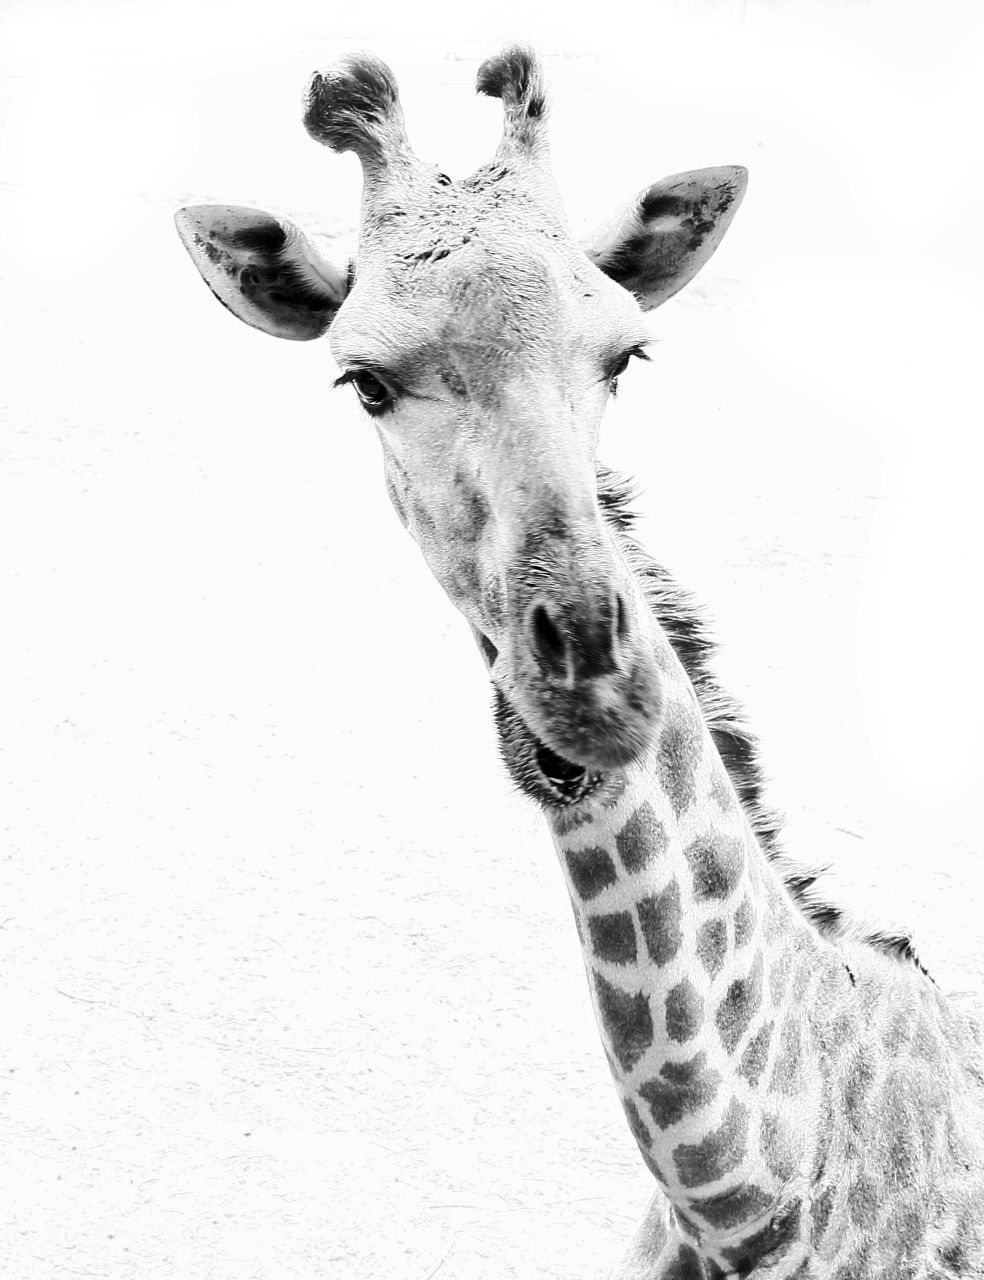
[600,237,652,288]
[673,1096,748,1188]
[526,94,545,119]
[237,259,337,325]
[623,232,652,257]
[639,192,685,221]
[683,207,716,254]
[232,218,287,254]
[199,237,225,267]
[593,973,654,1072]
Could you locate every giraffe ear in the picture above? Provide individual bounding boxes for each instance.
[583,166,747,311]
[174,205,350,340]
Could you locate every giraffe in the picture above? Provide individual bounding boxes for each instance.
[175,47,984,1277]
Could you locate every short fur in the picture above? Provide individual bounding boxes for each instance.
[595,463,929,977]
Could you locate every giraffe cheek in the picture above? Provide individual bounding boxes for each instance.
[485,577,505,628]
[446,556,481,607]
[385,477,409,527]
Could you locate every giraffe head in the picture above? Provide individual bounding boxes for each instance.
[175,48,746,807]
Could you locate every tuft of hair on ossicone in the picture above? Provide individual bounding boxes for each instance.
[303,53,412,170]
[476,45,550,158]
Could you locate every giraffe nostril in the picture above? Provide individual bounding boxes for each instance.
[529,602,570,678]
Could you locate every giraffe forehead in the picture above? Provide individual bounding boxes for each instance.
[365,178,559,265]
[335,222,638,379]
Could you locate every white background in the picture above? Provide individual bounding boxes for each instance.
[2,2,983,1277]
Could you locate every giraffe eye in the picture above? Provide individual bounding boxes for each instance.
[334,367,397,415]
[350,370,392,410]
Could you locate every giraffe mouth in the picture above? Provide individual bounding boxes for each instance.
[534,739,605,804]
[491,683,605,808]
[478,629,618,806]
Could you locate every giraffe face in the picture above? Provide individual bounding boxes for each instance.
[329,219,664,797]
[175,47,747,806]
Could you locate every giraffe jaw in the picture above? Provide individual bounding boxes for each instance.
[492,685,606,808]
[477,631,598,805]
[535,738,606,806]
[476,626,646,807]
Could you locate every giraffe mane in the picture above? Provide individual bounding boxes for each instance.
[596,463,931,978]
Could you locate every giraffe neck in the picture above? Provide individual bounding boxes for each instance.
[545,610,844,1264]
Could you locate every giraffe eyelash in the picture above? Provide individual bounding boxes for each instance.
[334,367,399,415]
[609,344,651,397]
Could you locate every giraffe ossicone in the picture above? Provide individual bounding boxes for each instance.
[176,46,984,1278]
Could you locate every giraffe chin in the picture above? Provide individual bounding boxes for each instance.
[492,686,606,809]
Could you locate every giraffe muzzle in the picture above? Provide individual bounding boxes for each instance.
[512,590,664,773]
